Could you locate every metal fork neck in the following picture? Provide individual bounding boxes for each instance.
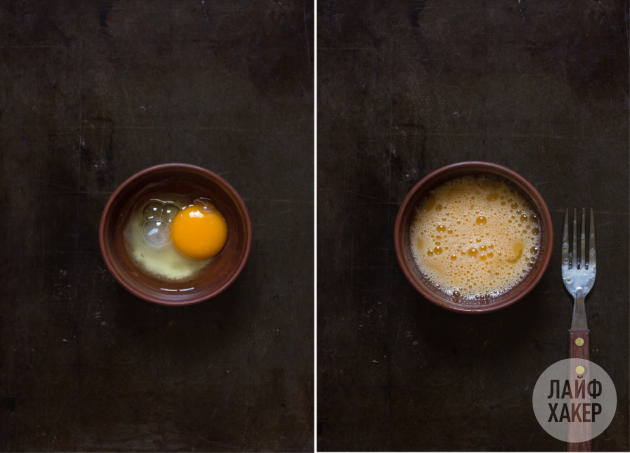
[571,289,588,330]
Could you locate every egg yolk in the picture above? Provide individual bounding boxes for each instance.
[171,202,227,259]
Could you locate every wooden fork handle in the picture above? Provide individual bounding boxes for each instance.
[569,329,589,362]
[568,329,591,452]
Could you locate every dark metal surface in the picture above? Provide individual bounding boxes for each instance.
[0,1,313,451]
[317,1,628,451]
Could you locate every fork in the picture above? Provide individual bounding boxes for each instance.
[562,208,596,451]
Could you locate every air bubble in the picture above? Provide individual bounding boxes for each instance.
[195,198,216,211]
[487,193,499,201]
[421,195,436,212]
[162,204,180,223]
[143,219,171,246]
[143,202,162,220]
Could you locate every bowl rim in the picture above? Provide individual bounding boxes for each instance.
[99,163,253,306]
[394,161,554,314]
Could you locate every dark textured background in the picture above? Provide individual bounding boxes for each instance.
[318,0,628,451]
[0,1,313,451]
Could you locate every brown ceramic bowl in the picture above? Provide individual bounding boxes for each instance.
[394,161,553,314]
[99,163,252,306]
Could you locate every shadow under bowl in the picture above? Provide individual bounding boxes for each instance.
[394,161,553,314]
[99,163,252,306]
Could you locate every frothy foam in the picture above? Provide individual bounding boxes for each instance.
[410,176,540,300]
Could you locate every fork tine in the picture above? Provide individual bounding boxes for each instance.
[562,209,570,271]
[580,208,586,269]
[589,208,596,270]
[572,208,578,269]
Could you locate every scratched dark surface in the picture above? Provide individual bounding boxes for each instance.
[318,0,628,451]
[0,1,313,451]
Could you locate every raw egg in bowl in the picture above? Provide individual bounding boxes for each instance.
[99,163,252,306]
